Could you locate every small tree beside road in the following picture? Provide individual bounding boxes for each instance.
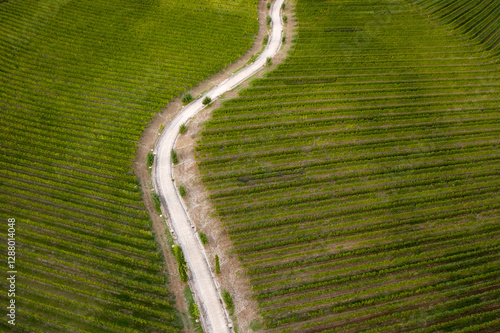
[202,96,212,105]
[215,254,220,274]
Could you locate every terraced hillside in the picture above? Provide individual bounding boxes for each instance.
[197,0,500,332]
[0,0,257,331]
[415,0,500,54]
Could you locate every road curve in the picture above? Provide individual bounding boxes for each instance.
[152,1,284,332]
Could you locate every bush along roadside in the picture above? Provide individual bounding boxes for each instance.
[215,254,220,274]
[199,232,208,245]
[173,245,188,282]
[147,152,155,167]
[152,192,162,214]
[222,290,235,315]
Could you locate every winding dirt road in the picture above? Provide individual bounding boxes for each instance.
[152,1,284,332]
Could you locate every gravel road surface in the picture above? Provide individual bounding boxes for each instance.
[152,1,284,331]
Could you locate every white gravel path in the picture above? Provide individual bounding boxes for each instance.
[152,1,284,331]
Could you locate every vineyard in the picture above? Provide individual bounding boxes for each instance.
[415,0,500,54]
[196,0,500,332]
[0,0,257,332]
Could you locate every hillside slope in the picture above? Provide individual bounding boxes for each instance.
[197,0,500,331]
[0,0,257,332]
[414,0,500,54]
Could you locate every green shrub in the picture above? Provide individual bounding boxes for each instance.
[189,302,200,319]
[267,2,271,10]
[182,93,193,104]
[215,254,220,274]
[179,123,188,134]
[171,149,178,164]
[199,232,208,245]
[202,96,212,105]
[152,193,161,212]
[173,245,188,282]
[173,245,181,261]
[179,185,187,197]
[263,34,269,45]
[281,2,285,10]
[222,290,234,315]
[266,15,272,26]
[147,152,155,167]
[266,57,273,66]
[283,15,288,23]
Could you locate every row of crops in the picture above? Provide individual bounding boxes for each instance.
[0,0,258,331]
[414,0,500,54]
[197,0,500,332]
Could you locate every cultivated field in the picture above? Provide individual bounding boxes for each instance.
[0,0,257,331]
[197,0,500,332]
[416,0,500,54]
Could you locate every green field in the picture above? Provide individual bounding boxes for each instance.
[0,0,257,331]
[416,0,500,54]
[197,0,500,331]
